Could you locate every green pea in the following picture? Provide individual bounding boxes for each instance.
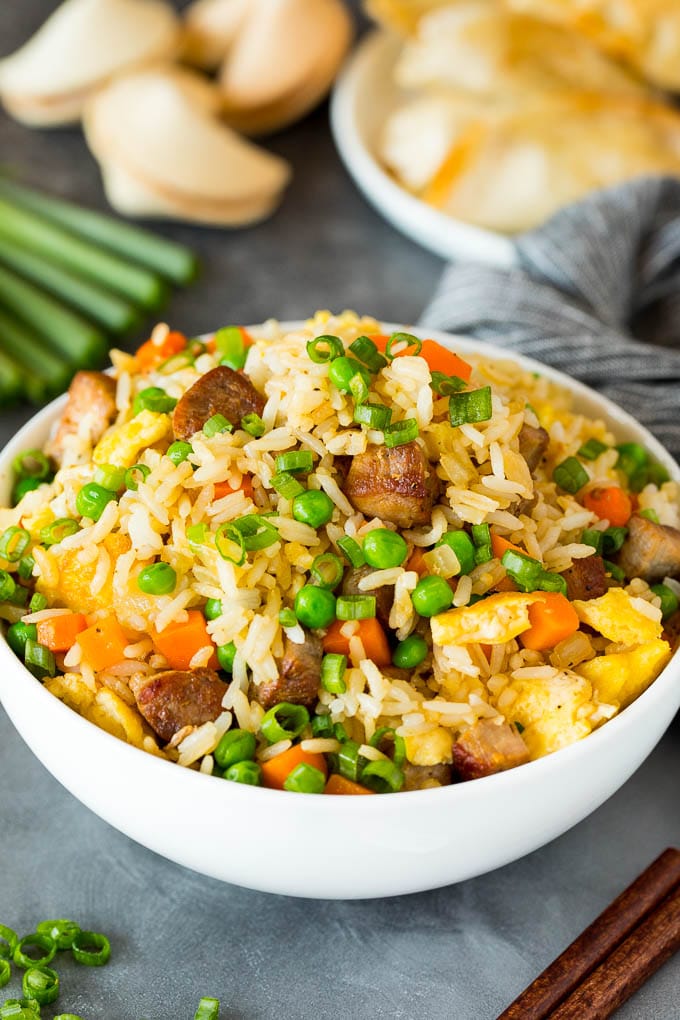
[411,575,454,617]
[75,482,116,522]
[392,634,428,669]
[436,530,476,574]
[362,528,408,569]
[328,356,371,394]
[204,598,223,620]
[166,441,193,465]
[137,562,177,595]
[294,584,336,629]
[217,642,237,672]
[223,760,262,785]
[291,490,334,528]
[214,729,257,770]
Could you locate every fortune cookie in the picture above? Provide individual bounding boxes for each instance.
[181,0,251,71]
[83,67,291,226]
[0,0,180,127]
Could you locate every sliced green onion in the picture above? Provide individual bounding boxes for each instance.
[310,552,344,590]
[311,713,334,738]
[137,561,177,595]
[0,959,9,988]
[616,442,648,483]
[133,386,177,415]
[24,639,56,680]
[223,760,261,785]
[166,440,193,466]
[581,528,603,555]
[0,526,30,562]
[337,535,365,568]
[194,997,221,1020]
[214,729,256,770]
[75,482,116,521]
[353,402,393,429]
[278,608,298,628]
[0,1000,40,1018]
[214,523,246,566]
[294,585,336,629]
[18,556,35,581]
[349,336,387,373]
[471,523,492,565]
[284,762,326,794]
[449,386,493,427]
[0,926,17,960]
[13,935,55,970]
[216,642,237,673]
[270,471,305,499]
[501,550,544,592]
[411,575,454,617]
[385,332,421,360]
[12,449,50,480]
[362,528,408,569]
[124,463,150,490]
[392,634,428,670]
[328,356,371,394]
[93,464,126,492]
[53,1015,86,1020]
[39,518,79,546]
[35,920,80,951]
[639,508,660,523]
[7,585,29,609]
[186,523,208,551]
[5,622,36,658]
[23,965,59,1005]
[604,560,626,582]
[0,570,16,602]
[336,594,376,620]
[369,726,406,766]
[292,490,334,528]
[260,702,309,743]
[241,413,266,438]
[306,334,344,364]
[349,372,369,405]
[601,526,628,555]
[578,438,609,460]
[651,583,679,620]
[537,572,568,596]
[430,371,467,396]
[436,530,476,574]
[647,462,670,487]
[12,478,43,505]
[383,419,419,448]
[333,722,350,743]
[230,514,279,550]
[214,325,246,370]
[71,931,110,967]
[321,653,347,693]
[275,451,313,474]
[552,456,589,494]
[360,759,404,793]
[29,593,47,613]
[337,739,364,781]
[203,413,233,437]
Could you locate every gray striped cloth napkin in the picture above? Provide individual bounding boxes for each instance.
[419,175,680,460]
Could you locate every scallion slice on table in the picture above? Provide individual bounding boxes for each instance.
[22,964,59,1005]
[194,997,220,1020]
[0,177,198,285]
[71,931,110,967]
[0,196,167,309]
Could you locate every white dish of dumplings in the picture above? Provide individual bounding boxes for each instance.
[330,30,516,267]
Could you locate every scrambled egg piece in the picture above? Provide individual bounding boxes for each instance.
[45,672,95,713]
[572,588,663,645]
[504,670,594,759]
[576,640,671,710]
[431,591,544,646]
[404,727,453,766]
[37,533,131,613]
[93,410,171,468]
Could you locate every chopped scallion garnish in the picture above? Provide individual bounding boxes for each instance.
[353,402,392,430]
[241,413,266,438]
[0,526,30,562]
[336,594,376,620]
[430,371,467,396]
[385,332,422,360]
[577,438,609,460]
[321,653,347,693]
[348,335,387,373]
[275,450,313,474]
[310,552,344,590]
[203,413,233,437]
[214,325,246,370]
[306,334,344,364]
[383,418,418,448]
[552,456,589,494]
[337,535,365,568]
[448,386,492,427]
[270,471,305,499]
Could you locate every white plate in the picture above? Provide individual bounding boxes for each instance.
[1,325,679,898]
[330,31,516,267]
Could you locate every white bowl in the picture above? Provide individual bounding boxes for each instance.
[330,31,517,267]
[1,324,679,899]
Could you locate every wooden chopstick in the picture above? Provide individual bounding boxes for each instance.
[497,847,680,1020]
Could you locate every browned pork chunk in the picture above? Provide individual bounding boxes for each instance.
[562,554,608,601]
[130,668,227,743]
[402,762,453,791]
[452,719,529,781]
[518,422,549,473]
[256,630,323,710]
[341,565,394,630]
[172,365,265,440]
[46,370,117,465]
[343,441,440,528]
[618,513,680,583]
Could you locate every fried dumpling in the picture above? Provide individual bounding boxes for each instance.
[0,0,180,126]
[506,0,680,92]
[84,67,291,226]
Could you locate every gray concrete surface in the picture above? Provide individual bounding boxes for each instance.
[1,3,679,1018]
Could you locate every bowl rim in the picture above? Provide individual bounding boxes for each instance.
[330,29,517,267]
[1,320,679,812]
